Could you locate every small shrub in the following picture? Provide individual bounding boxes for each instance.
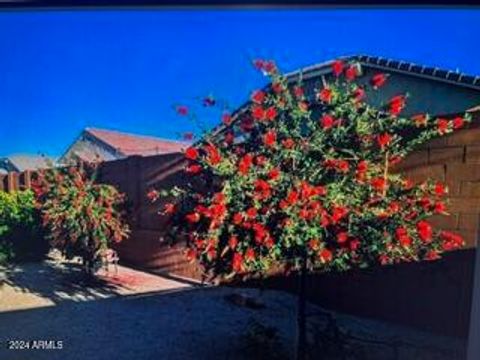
[0,190,47,264]
[35,163,130,273]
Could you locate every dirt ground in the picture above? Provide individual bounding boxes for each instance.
[0,256,467,360]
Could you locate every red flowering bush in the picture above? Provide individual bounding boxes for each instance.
[157,59,470,280]
[35,164,130,272]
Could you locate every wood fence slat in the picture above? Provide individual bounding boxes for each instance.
[7,172,19,192]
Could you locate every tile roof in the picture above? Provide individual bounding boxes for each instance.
[285,54,480,90]
[85,128,189,157]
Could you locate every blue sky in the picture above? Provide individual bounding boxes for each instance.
[1,9,480,157]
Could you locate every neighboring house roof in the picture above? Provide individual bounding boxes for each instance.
[0,154,55,172]
[60,127,190,164]
[85,128,189,157]
[206,54,480,142]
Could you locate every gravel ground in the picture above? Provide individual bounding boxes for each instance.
[0,258,467,360]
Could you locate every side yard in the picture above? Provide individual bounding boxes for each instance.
[0,255,467,360]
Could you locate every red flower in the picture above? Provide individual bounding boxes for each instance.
[441,231,464,251]
[319,248,333,263]
[434,201,447,214]
[255,155,268,166]
[224,131,235,145]
[318,88,333,103]
[186,212,201,223]
[246,207,258,219]
[357,160,368,173]
[331,206,348,223]
[320,212,330,227]
[254,179,271,200]
[228,236,238,250]
[404,178,414,190]
[379,254,391,265]
[185,164,202,174]
[350,239,361,251]
[186,248,197,261]
[163,203,176,215]
[265,106,277,121]
[299,208,310,220]
[337,160,350,173]
[207,248,217,260]
[251,90,266,104]
[212,192,226,204]
[395,227,412,248]
[282,138,295,149]
[388,95,406,116]
[204,144,221,165]
[437,118,449,135]
[185,147,199,160]
[371,73,387,88]
[356,160,368,181]
[452,116,465,129]
[238,154,253,175]
[353,87,366,102]
[321,114,335,130]
[252,105,266,121]
[268,168,281,181]
[245,248,256,262]
[371,177,387,192]
[377,133,392,149]
[263,60,277,74]
[332,60,345,77]
[388,202,401,214]
[253,59,264,70]
[176,105,189,116]
[232,252,244,272]
[425,250,441,261]
[337,232,349,244]
[263,130,277,147]
[240,117,254,132]
[416,220,433,243]
[222,113,232,125]
[294,86,304,98]
[233,212,243,225]
[286,190,299,206]
[345,65,358,81]
[314,186,327,196]
[147,189,159,202]
[272,82,283,94]
[434,182,447,196]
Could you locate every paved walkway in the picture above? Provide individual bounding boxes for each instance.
[0,256,191,312]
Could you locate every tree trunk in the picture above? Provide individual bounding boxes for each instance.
[296,253,308,360]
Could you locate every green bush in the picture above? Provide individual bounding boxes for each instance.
[0,190,48,264]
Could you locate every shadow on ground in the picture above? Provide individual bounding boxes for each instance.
[1,259,129,305]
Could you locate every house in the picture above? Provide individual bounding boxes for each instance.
[210,54,480,140]
[0,154,55,174]
[59,127,190,164]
